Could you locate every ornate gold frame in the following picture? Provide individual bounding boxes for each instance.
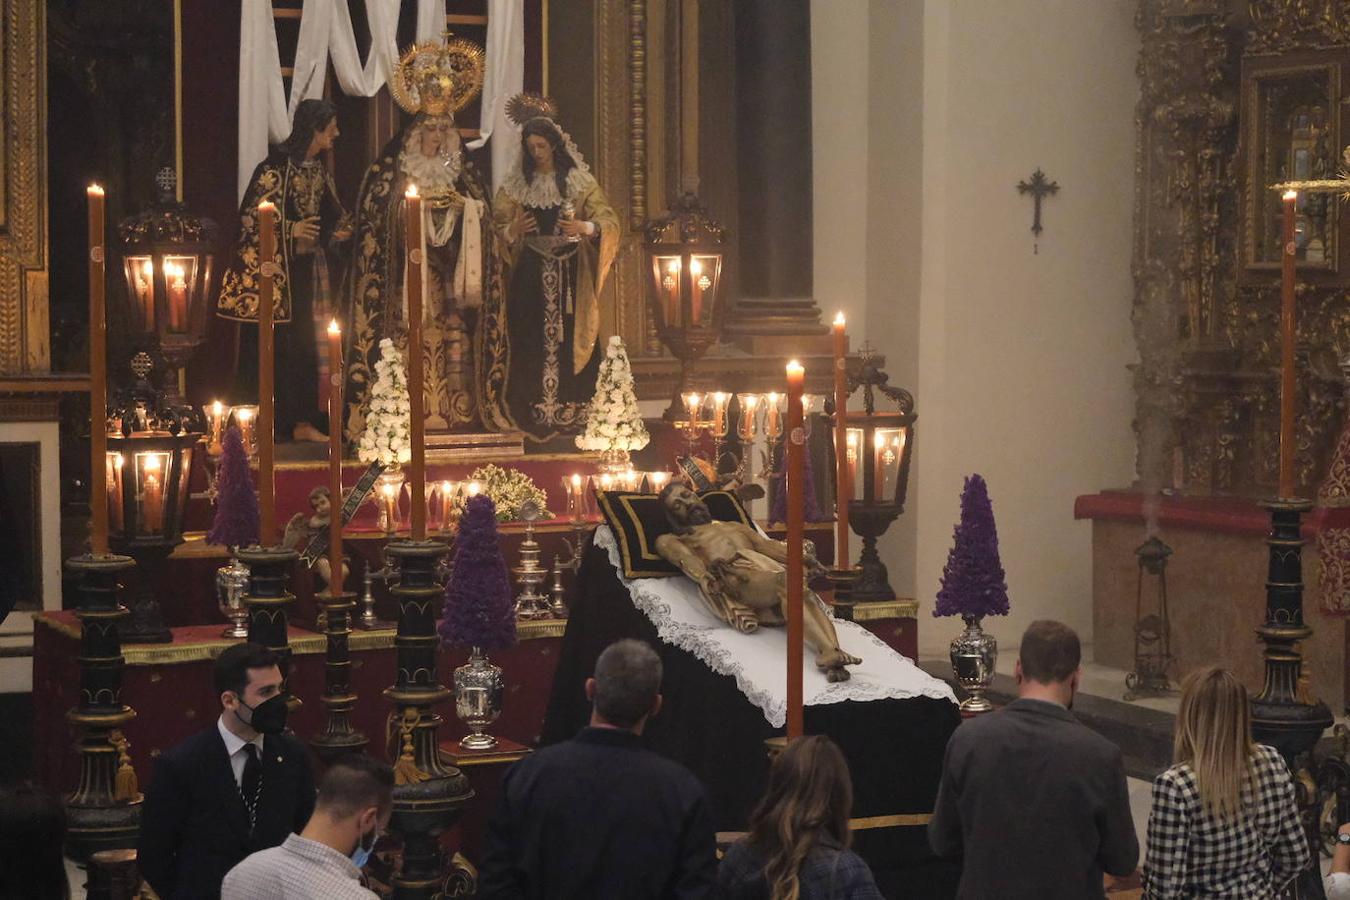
[1241,59,1343,276]
[0,0,48,375]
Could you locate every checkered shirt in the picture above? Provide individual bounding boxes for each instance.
[222,833,377,900]
[1142,743,1309,899]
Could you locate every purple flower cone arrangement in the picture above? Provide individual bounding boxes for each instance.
[770,442,826,524]
[439,494,517,653]
[934,473,1010,620]
[207,426,260,549]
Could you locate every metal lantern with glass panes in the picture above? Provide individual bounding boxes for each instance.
[117,168,217,406]
[107,353,204,642]
[831,350,916,602]
[643,192,726,419]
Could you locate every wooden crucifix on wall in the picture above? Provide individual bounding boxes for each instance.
[1017,168,1060,254]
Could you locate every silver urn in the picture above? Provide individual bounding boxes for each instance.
[949,616,997,714]
[454,648,504,750]
[216,557,251,639]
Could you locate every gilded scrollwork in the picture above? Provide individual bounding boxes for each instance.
[0,0,48,374]
[1133,0,1350,499]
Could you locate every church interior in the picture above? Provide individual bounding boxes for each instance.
[8,0,1350,897]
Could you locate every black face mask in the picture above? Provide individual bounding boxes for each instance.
[235,693,289,735]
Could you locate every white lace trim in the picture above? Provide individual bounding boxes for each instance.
[501,166,597,210]
[593,525,956,727]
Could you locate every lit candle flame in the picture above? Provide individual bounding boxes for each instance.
[833,311,846,327]
[144,454,162,472]
[571,473,582,488]
[113,454,125,470]
[328,319,341,336]
[1283,189,1298,201]
[467,481,481,496]
[786,360,804,378]
[407,184,419,198]
[212,400,223,417]
[690,258,703,277]
[88,184,104,197]
[236,408,253,422]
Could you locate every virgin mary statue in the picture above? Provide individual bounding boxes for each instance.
[343,39,493,442]
[478,94,620,443]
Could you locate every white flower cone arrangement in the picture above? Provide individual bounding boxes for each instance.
[577,336,650,466]
[357,338,413,469]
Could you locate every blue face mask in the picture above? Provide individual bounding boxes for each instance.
[351,826,379,869]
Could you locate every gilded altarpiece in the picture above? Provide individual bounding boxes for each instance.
[0,0,49,375]
[1134,1,1350,499]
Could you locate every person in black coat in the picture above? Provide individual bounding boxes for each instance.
[928,620,1138,900]
[478,639,717,900]
[138,643,315,900]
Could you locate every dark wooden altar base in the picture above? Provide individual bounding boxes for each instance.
[1074,490,1348,713]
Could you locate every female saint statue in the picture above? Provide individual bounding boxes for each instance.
[343,38,492,442]
[478,94,620,443]
[218,99,352,442]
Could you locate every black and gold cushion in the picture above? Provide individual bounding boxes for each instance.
[595,489,754,578]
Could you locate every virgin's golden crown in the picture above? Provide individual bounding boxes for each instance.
[389,38,485,119]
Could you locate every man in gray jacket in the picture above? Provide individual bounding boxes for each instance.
[929,619,1138,899]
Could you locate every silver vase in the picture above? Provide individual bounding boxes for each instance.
[216,557,251,638]
[950,615,997,714]
[454,647,504,750]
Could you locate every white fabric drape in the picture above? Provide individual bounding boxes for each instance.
[238,0,407,201]
[415,0,447,41]
[239,0,521,200]
[467,0,524,192]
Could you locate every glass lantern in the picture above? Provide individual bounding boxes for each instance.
[117,168,217,404]
[643,192,728,419]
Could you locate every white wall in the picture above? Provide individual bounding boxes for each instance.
[815,0,1139,658]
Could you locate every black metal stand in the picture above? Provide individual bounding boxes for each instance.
[1251,499,1332,900]
[827,566,860,621]
[110,539,177,644]
[848,503,900,602]
[239,545,300,707]
[382,540,473,899]
[63,552,143,862]
[309,588,369,763]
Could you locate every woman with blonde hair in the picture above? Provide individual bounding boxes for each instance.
[1143,666,1308,897]
[716,735,881,900]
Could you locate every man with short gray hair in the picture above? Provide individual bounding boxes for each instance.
[478,639,716,899]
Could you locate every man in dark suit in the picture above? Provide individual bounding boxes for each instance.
[928,620,1138,899]
[139,643,316,899]
[478,639,717,899]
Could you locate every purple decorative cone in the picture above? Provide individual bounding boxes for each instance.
[934,474,1010,619]
[207,426,260,549]
[771,441,825,524]
[439,494,517,652]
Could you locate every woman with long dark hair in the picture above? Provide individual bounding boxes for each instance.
[717,736,881,900]
[0,781,70,900]
[479,93,620,444]
[1143,667,1308,898]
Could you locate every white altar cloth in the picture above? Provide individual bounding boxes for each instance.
[595,525,956,727]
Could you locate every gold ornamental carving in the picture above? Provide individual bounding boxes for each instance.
[0,0,49,375]
[1132,0,1350,499]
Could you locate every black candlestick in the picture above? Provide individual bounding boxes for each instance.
[239,545,300,706]
[1251,499,1332,900]
[64,552,143,861]
[309,588,369,762]
[382,539,473,899]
